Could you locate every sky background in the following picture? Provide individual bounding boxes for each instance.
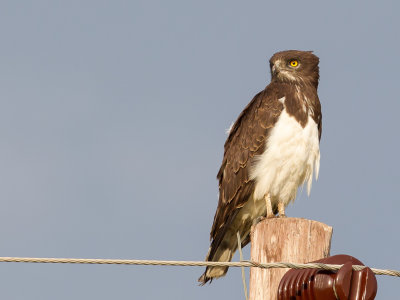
[0,1,399,299]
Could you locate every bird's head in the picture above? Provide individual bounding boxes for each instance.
[269,50,320,88]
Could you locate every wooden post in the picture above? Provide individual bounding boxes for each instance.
[249,218,333,300]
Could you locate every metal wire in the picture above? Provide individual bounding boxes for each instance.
[0,256,398,277]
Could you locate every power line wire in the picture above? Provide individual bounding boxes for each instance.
[0,256,398,277]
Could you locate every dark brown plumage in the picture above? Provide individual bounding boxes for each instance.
[199,50,322,284]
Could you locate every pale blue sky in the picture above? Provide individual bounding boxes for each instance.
[0,1,399,299]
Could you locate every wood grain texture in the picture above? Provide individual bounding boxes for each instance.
[249,218,332,300]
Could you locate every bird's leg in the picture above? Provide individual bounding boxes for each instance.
[278,202,286,218]
[264,194,275,218]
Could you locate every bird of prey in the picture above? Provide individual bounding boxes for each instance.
[199,50,322,284]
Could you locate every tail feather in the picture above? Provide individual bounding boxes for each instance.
[199,207,255,284]
[198,226,246,284]
[198,247,232,285]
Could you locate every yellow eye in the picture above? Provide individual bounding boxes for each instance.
[289,60,298,67]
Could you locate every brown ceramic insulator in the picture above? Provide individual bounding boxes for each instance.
[277,254,378,300]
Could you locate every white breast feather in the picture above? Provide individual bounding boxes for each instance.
[250,108,320,206]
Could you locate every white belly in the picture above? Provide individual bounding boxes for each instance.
[250,108,320,209]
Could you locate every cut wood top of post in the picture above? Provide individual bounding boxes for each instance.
[251,217,333,262]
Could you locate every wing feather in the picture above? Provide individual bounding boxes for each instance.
[208,84,284,255]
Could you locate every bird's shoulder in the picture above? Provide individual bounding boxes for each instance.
[223,82,285,150]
